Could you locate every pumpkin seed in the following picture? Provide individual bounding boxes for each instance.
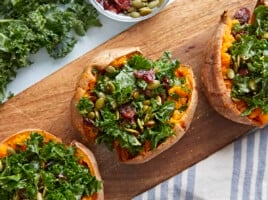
[124,128,140,135]
[95,110,100,120]
[143,100,151,105]
[129,11,141,18]
[157,0,165,7]
[145,120,156,127]
[106,82,115,93]
[147,80,160,89]
[142,105,149,112]
[148,0,159,9]
[89,111,95,119]
[105,65,116,73]
[139,7,152,16]
[95,97,105,110]
[156,95,162,105]
[227,68,235,79]
[0,160,3,172]
[37,192,44,200]
[132,0,145,8]
[137,118,144,130]
[249,79,257,91]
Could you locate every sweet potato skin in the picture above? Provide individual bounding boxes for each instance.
[71,47,198,164]
[201,12,259,127]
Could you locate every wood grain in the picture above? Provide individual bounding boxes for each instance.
[0,0,258,199]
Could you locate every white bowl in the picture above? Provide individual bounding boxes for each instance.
[89,0,169,23]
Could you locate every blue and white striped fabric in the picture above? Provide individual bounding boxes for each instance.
[133,126,268,200]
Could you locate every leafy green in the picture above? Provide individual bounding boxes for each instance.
[0,0,101,104]
[0,132,102,200]
[77,52,190,157]
[228,5,268,115]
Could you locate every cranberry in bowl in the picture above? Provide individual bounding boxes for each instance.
[89,0,169,22]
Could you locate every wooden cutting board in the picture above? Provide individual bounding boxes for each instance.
[0,0,258,199]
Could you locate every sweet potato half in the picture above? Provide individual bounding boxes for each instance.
[71,47,198,164]
[0,129,104,200]
[202,1,268,127]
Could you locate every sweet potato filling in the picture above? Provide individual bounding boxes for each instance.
[169,66,193,124]
[221,18,268,125]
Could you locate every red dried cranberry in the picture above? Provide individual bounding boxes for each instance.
[114,0,131,10]
[134,69,155,83]
[234,8,250,25]
[119,104,136,120]
[162,76,170,89]
[238,67,249,76]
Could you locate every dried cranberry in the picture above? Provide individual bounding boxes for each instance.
[162,76,170,89]
[144,89,152,97]
[134,69,155,83]
[238,67,249,76]
[114,0,131,10]
[234,8,250,25]
[83,118,94,126]
[119,104,136,120]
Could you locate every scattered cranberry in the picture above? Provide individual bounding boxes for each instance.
[134,69,155,83]
[162,76,170,89]
[238,67,249,76]
[234,7,250,25]
[119,104,136,120]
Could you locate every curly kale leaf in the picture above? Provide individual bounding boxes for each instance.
[0,0,101,104]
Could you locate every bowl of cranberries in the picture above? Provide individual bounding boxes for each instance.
[89,0,169,22]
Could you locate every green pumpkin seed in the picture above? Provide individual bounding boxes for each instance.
[143,100,151,105]
[249,79,257,91]
[156,95,162,105]
[105,65,116,73]
[95,110,100,120]
[124,128,140,135]
[227,68,235,79]
[147,80,161,89]
[106,82,115,93]
[89,111,95,119]
[145,120,156,127]
[129,11,141,18]
[37,192,44,200]
[132,0,145,8]
[142,105,149,113]
[157,0,165,7]
[97,91,106,98]
[148,0,159,8]
[0,160,3,172]
[137,118,144,130]
[139,7,152,16]
[95,97,105,110]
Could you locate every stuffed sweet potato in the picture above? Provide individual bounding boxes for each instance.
[0,129,104,200]
[71,47,198,164]
[202,1,268,127]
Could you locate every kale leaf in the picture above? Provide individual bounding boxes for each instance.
[0,0,101,104]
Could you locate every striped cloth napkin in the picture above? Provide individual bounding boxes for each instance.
[134,126,268,200]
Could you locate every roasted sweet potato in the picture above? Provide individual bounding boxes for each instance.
[71,47,198,164]
[202,1,268,127]
[0,129,104,200]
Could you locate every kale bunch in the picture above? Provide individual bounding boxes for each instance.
[0,0,101,103]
